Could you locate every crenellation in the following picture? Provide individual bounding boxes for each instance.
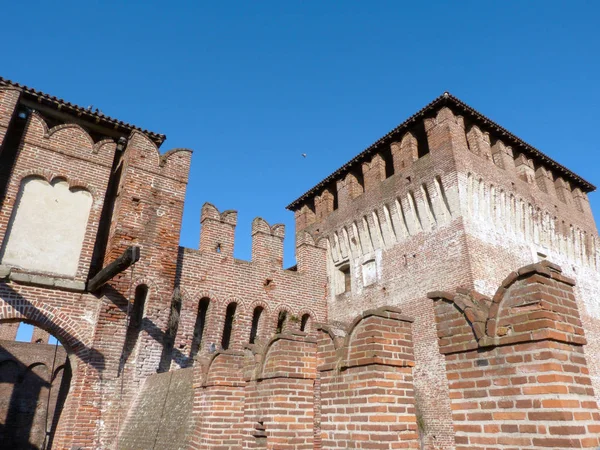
[2,80,599,450]
[391,131,418,172]
[362,152,386,191]
[535,165,555,194]
[314,188,334,220]
[491,139,515,171]
[515,153,536,183]
[335,171,363,209]
[251,217,285,267]
[466,124,492,160]
[294,202,316,231]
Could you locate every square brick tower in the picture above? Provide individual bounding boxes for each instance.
[287,93,600,448]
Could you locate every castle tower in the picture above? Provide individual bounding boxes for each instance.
[286,93,600,448]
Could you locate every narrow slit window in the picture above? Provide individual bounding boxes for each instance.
[190,298,210,358]
[221,302,237,350]
[276,310,287,334]
[249,306,264,344]
[300,314,311,332]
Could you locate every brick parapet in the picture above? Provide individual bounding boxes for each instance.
[429,261,600,449]
[173,204,327,366]
[317,306,420,449]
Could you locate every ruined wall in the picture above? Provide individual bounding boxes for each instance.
[429,261,600,449]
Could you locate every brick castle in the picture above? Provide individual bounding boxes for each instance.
[0,77,599,449]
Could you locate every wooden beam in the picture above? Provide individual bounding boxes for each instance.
[87,246,140,292]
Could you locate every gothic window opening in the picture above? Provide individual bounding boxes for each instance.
[221,302,237,350]
[249,306,264,344]
[276,310,287,334]
[190,298,210,359]
[300,314,311,332]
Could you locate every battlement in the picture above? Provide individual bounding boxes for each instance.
[197,202,324,269]
[288,94,595,237]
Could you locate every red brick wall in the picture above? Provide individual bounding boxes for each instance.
[317,307,419,449]
[173,205,327,368]
[429,261,600,449]
[0,91,193,448]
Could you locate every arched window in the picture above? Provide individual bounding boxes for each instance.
[300,314,311,332]
[190,298,210,358]
[249,306,264,344]
[221,302,237,350]
[276,310,287,334]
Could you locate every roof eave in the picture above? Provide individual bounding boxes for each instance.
[286,94,595,211]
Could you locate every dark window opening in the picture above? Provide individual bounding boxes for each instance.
[413,120,430,158]
[300,314,311,332]
[354,170,365,193]
[215,243,221,253]
[276,311,287,334]
[221,302,237,350]
[381,148,394,178]
[249,306,264,344]
[331,183,339,210]
[190,298,210,359]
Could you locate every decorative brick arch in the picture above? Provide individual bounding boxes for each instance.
[246,299,271,344]
[0,300,90,359]
[271,304,293,335]
[296,308,318,333]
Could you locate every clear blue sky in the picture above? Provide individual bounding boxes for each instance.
[2,2,600,341]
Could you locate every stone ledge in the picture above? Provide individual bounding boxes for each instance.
[2,266,85,292]
[0,264,10,279]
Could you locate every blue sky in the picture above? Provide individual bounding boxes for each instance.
[2,1,599,340]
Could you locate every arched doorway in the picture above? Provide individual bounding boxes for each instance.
[0,320,72,450]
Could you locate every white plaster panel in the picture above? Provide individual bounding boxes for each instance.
[1,178,92,276]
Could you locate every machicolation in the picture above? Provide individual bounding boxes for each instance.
[0,76,599,449]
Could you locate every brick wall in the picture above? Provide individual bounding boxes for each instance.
[173,204,328,369]
[0,339,69,449]
[317,307,419,449]
[182,306,421,449]
[429,261,600,449]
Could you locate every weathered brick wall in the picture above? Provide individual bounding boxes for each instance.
[429,261,600,449]
[182,306,420,450]
[0,87,20,150]
[174,203,328,368]
[242,333,317,449]
[191,351,246,449]
[0,83,193,449]
[289,99,600,449]
[86,131,192,447]
[292,107,474,448]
